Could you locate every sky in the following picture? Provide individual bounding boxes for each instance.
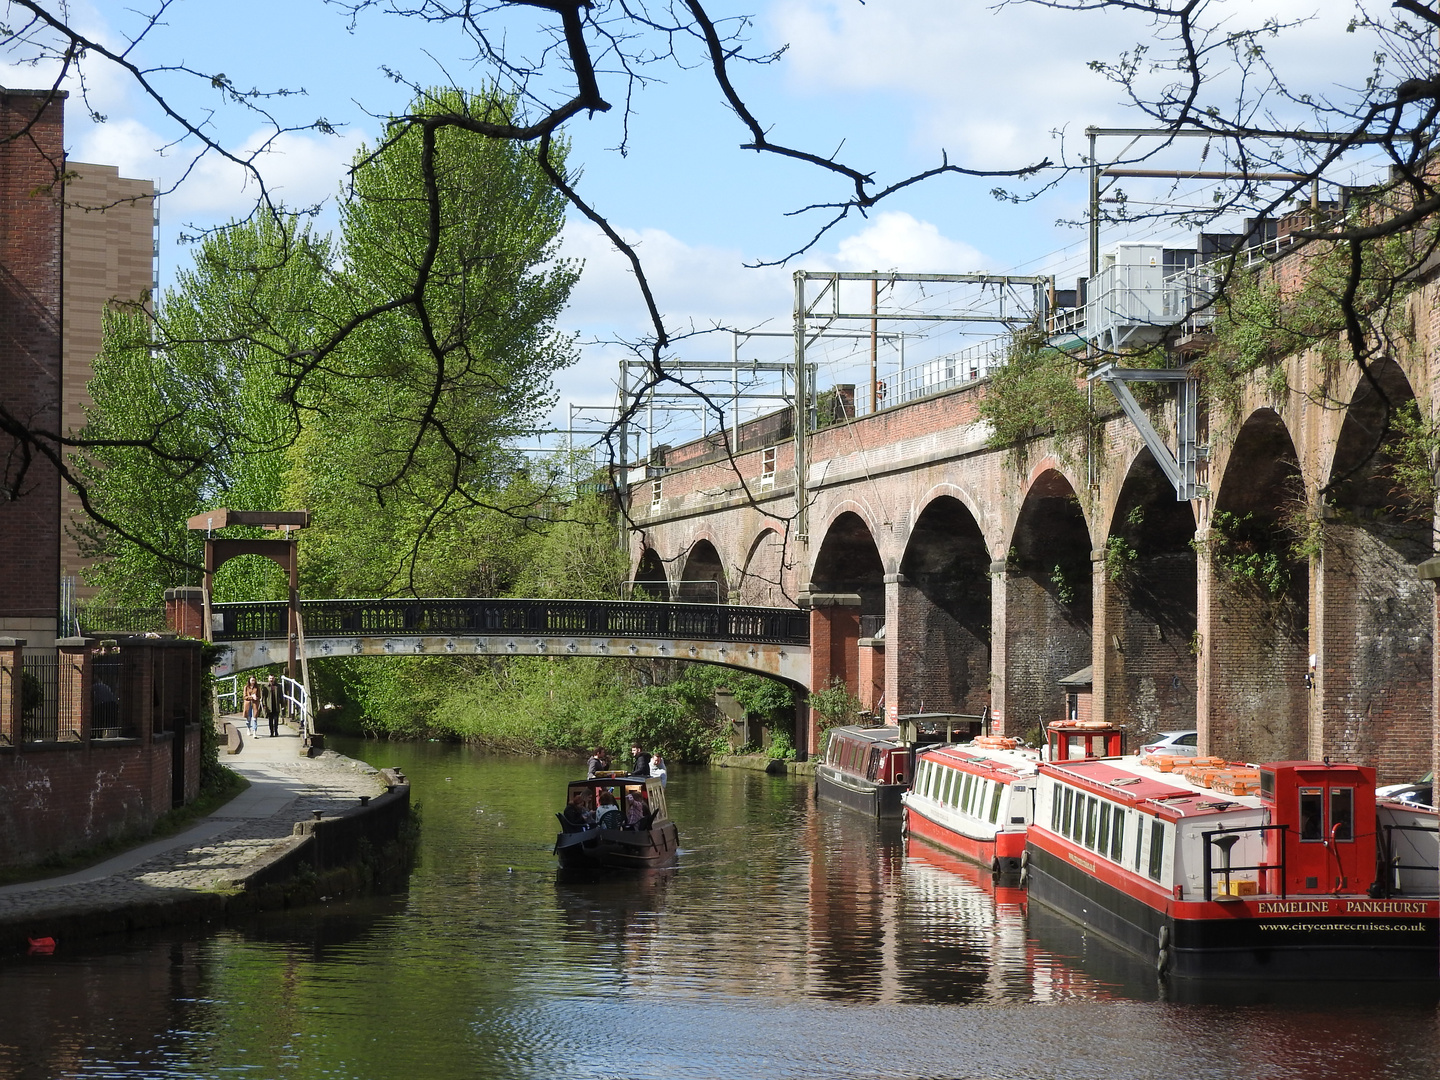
[2,0,1407,452]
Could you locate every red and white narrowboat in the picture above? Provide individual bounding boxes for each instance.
[1025,752,1440,980]
[902,736,1040,880]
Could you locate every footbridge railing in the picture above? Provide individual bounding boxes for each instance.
[213,598,809,645]
[208,597,812,686]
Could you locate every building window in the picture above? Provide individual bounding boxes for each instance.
[760,445,777,488]
[650,479,662,509]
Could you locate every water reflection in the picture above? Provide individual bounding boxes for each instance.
[1,743,1439,1080]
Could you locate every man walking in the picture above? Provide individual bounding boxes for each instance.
[262,674,282,738]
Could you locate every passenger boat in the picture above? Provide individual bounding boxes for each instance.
[553,773,679,871]
[1025,742,1440,980]
[902,735,1040,879]
[816,713,985,819]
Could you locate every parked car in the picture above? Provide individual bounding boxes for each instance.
[1378,771,1434,807]
[1139,730,1199,758]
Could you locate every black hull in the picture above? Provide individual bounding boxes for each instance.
[554,822,680,871]
[1027,844,1440,980]
[815,766,904,819]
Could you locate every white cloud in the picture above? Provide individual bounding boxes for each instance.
[769,0,1392,166]
[820,212,990,274]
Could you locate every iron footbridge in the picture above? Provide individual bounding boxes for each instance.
[210,597,811,687]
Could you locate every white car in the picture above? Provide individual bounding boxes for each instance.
[1140,730,1199,757]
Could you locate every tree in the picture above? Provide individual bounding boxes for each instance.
[290,88,579,596]
[76,214,336,603]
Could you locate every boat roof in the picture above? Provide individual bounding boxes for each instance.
[829,724,902,744]
[568,775,659,790]
[1042,756,1265,822]
[918,742,1038,779]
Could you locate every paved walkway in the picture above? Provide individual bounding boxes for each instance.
[0,721,386,926]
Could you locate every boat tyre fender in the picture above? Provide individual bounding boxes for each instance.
[1017,866,1029,889]
[1019,850,1030,870]
[990,857,1001,878]
[1156,926,1171,978]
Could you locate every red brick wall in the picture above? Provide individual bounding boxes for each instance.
[0,90,64,625]
[0,741,173,868]
[1318,524,1433,781]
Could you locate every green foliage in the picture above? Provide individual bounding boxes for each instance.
[1208,510,1294,597]
[1104,535,1138,586]
[766,730,796,761]
[20,672,42,719]
[978,329,1091,449]
[77,213,331,603]
[1388,399,1440,511]
[808,677,862,731]
[1049,563,1078,607]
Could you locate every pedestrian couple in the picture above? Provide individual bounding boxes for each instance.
[242,674,283,737]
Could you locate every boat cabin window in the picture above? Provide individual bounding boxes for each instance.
[1147,819,1165,881]
[1061,788,1075,836]
[1097,799,1111,852]
[1329,787,1354,841]
[988,782,1004,824]
[1110,806,1126,863]
[1299,787,1323,841]
[1084,796,1098,848]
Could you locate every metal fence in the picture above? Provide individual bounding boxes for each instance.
[20,649,58,742]
[91,654,127,738]
[75,605,167,636]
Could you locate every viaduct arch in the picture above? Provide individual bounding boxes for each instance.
[632,278,1440,779]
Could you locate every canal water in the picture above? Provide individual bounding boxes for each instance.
[2,741,1439,1080]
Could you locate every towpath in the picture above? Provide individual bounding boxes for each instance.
[0,722,386,937]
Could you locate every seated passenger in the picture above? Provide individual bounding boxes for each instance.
[595,791,622,830]
[561,791,593,829]
[625,790,648,827]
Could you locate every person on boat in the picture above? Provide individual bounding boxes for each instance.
[649,752,668,789]
[625,790,648,827]
[595,791,623,830]
[561,790,593,829]
[586,747,611,777]
[629,744,651,777]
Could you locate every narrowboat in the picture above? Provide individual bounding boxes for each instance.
[903,736,1040,879]
[1025,750,1440,980]
[553,773,679,871]
[816,713,985,819]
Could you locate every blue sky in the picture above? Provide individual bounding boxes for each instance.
[5,0,1399,445]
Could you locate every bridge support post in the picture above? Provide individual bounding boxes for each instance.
[807,592,861,749]
[165,587,207,639]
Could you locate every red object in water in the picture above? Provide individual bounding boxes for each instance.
[27,936,56,955]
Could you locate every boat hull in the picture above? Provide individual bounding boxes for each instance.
[1026,841,1440,980]
[815,765,904,819]
[904,802,1025,877]
[554,821,680,871]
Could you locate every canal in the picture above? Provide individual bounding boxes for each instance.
[2,741,1438,1079]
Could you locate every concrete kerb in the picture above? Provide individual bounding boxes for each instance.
[0,722,412,954]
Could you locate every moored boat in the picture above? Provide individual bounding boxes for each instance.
[903,736,1040,880]
[815,713,985,819]
[554,773,679,871]
[1025,751,1440,980]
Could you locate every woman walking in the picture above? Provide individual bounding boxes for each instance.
[242,675,261,735]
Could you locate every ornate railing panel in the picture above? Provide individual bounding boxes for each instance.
[212,598,809,646]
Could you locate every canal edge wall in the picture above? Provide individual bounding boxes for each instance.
[713,753,816,778]
[0,770,413,955]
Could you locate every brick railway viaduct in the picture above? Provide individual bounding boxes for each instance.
[629,278,1440,784]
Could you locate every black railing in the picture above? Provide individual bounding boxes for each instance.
[1201,824,1287,901]
[75,605,167,636]
[212,598,810,646]
[20,650,59,742]
[859,614,885,639]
